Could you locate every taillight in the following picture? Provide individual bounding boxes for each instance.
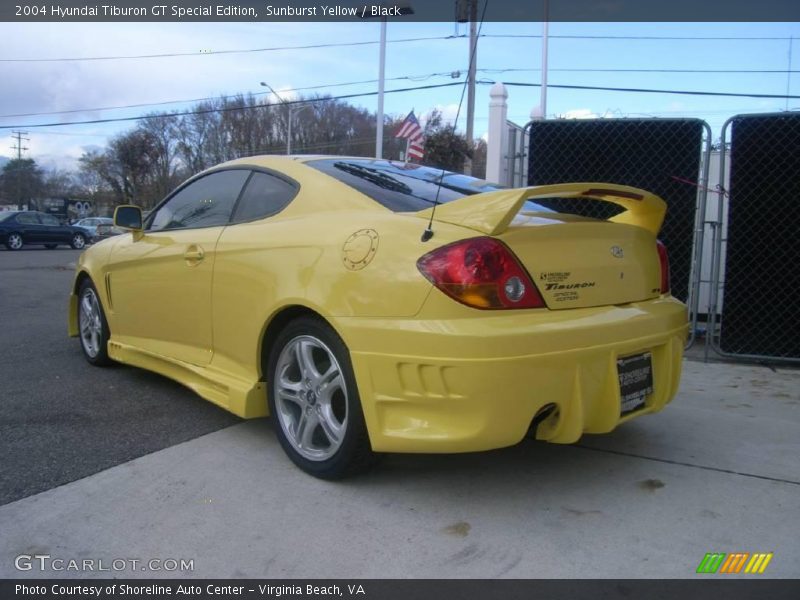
[656,240,670,294]
[417,237,545,309]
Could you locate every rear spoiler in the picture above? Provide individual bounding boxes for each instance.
[415,182,667,236]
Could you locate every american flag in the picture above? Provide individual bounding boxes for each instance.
[395,110,425,160]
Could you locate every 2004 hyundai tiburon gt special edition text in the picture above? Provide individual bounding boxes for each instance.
[68,156,688,479]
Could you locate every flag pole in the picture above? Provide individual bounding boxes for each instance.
[404,138,410,165]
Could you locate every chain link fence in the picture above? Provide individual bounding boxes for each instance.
[521,118,711,347]
[707,112,800,363]
[494,110,800,363]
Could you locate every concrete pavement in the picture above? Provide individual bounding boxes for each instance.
[1,359,798,579]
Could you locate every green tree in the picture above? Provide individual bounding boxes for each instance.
[471,138,488,180]
[0,158,45,208]
[420,110,471,173]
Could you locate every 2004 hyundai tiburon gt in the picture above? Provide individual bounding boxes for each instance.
[68,156,688,478]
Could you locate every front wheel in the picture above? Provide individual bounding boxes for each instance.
[70,233,86,249]
[267,316,376,479]
[5,233,23,250]
[77,279,113,366]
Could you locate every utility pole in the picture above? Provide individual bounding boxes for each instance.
[11,131,29,159]
[464,0,478,175]
[10,131,30,210]
[376,17,387,159]
[786,36,794,112]
[540,1,550,120]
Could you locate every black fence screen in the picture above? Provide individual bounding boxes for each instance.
[717,113,800,360]
[527,119,705,304]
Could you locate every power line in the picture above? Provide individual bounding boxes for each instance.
[11,129,108,137]
[480,67,800,74]
[4,79,799,132]
[5,64,797,121]
[0,81,466,130]
[0,35,464,63]
[2,32,794,64]
[502,81,800,100]
[0,72,460,119]
[483,34,797,41]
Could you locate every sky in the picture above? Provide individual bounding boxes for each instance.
[0,20,798,171]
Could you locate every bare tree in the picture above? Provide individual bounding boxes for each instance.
[139,112,183,201]
[42,168,81,198]
[73,92,457,211]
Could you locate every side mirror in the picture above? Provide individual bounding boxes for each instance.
[114,205,143,231]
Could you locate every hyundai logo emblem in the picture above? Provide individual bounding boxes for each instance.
[611,246,624,258]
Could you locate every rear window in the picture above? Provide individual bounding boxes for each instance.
[306,159,509,212]
[231,171,297,223]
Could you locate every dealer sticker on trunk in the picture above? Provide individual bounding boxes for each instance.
[617,352,654,414]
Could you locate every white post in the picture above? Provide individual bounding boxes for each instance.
[376,18,387,159]
[486,82,508,185]
[540,19,549,120]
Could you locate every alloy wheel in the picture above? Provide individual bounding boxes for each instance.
[79,288,103,358]
[273,335,349,461]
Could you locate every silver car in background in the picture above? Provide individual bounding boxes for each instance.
[74,217,122,243]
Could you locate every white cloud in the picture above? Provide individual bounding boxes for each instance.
[0,21,375,167]
[558,108,601,120]
[433,103,460,124]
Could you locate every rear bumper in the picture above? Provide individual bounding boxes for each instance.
[335,296,687,453]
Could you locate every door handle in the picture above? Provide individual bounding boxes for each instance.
[184,245,205,264]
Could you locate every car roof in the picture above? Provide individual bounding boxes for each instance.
[215,154,446,180]
[215,154,389,169]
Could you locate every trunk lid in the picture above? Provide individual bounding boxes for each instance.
[502,216,662,309]
[416,183,667,310]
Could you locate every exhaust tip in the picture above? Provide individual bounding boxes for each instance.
[527,403,559,440]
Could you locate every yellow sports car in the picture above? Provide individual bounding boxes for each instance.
[68,156,687,478]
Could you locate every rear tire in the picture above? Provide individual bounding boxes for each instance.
[267,316,377,479]
[5,233,23,250]
[77,279,113,366]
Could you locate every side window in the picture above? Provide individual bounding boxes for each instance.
[149,170,250,232]
[17,213,40,225]
[231,172,297,223]
[40,214,60,226]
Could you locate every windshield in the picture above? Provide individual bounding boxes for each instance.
[306,159,507,212]
[0,212,17,222]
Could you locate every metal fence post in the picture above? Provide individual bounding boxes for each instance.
[705,118,732,361]
[685,121,713,349]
